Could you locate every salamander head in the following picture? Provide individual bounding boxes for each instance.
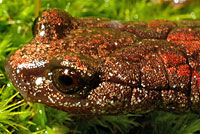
[5,46,102,114]
[5,9,134,115]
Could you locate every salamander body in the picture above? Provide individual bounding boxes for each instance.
[5,8,200,115]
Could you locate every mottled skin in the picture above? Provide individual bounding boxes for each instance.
[5,8,200,115]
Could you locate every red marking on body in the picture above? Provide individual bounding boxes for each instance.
[177,65,190,77]
[148,20,163,28]
[148,20,176,28]
[161,53,185,66]
[167,28,200,41]
[170,41,200,54]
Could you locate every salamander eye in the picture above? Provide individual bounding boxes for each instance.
[52,68,81,94]
[58,75,73,86]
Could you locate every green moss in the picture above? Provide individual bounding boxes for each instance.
[1,0,200,133]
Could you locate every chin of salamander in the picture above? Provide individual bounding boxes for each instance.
[5,8,200,115]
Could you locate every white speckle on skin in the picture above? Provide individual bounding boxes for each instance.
[41,24,45,29]
[16,69,20,74]
[64,69,69,74]
[35,77,43,85]
[109,72,113,77]
[40,31,45,36]
[48,72,53,76]
[141,83,146,87]
[110,100,114,104]
[26,82,30,85]
[85,102,89,107]
[48,96,55,104]
[17,60,47,69]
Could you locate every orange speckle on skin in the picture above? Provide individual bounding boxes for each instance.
[11,56,27,67]
[65,55,71,60]
[167,67,176,72]
[92,39,101,44]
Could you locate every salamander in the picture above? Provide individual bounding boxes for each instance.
[5,8,200,115]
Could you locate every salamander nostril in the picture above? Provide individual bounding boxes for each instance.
[58,75,73,86]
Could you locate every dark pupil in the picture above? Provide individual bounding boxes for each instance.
[58,75,73,86]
